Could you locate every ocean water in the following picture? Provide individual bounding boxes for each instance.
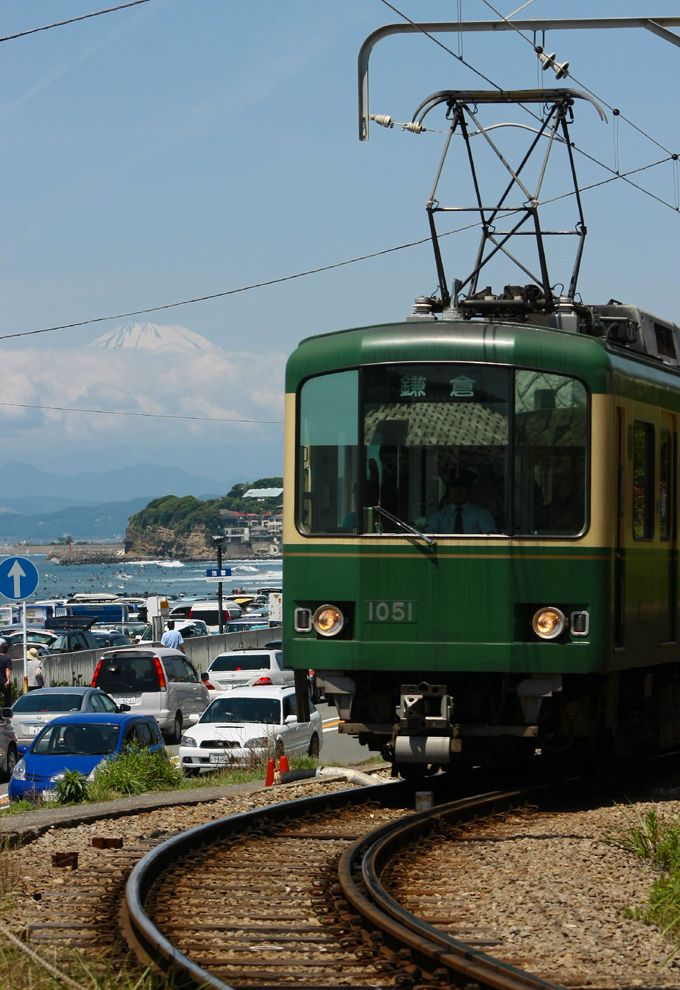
[9,555,282,603]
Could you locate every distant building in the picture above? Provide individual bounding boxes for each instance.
[243,487,284,501]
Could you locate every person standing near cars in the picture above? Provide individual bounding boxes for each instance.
[0,640,12,706]
[25,647,44,691]
[161,620,185,654]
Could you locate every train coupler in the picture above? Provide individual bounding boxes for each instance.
[394,682,460,764]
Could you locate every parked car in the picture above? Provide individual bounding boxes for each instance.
[11,686,125,752]
[0,707,18,781]
[223,619,269,633]
[170,619,209,639]
[205,649,293,692]
[91,647,210,742]
[92,629,132,648]
[8,712,165,802]
[3,627,60,660]
[4,619,101,658]
[184,601,243,632]
[179,685,322,775]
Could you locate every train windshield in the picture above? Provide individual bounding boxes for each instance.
[297,364,587,537]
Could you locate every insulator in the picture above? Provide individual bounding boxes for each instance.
[401,121,424,134]
[369,114,394,129]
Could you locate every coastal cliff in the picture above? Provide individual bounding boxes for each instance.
[123,483,283,560]
[124,521,216,560]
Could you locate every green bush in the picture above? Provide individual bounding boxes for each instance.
[89,748,182,800]
[54,770,89,805]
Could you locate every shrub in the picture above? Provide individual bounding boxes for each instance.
[89,748,182,800]
[54,770,89,805]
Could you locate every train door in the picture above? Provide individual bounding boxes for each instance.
[659,413,677,644]
[614,407,625,649]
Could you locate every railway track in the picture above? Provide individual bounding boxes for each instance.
[124,780,559,990]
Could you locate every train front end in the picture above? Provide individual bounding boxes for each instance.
[283,317,613,776]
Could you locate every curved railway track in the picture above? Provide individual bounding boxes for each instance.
[124,780,560,990]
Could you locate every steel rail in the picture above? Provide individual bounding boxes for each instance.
[123,780,406,990]
[338,786,562,990]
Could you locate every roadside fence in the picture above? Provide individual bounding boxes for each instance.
[11,627,282,689]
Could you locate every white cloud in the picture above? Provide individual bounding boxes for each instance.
[0,328,286,468]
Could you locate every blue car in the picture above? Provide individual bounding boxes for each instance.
[8,712,165,802]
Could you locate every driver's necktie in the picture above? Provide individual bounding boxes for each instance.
[454,506,464,533]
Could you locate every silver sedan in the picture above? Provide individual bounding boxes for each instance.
[10,686,124,751]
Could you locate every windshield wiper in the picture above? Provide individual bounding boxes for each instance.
[372,505,436,546]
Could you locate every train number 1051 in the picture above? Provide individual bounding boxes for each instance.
[366,600,417,623]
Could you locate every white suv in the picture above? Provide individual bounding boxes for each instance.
[91,647,210,742]
[205,649,294,692]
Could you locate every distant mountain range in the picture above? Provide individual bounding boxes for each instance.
[0,497,150,542]
[0,461,224,505]
[0,460,229,541]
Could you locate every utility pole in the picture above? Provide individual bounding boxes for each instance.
[212,534,226,634]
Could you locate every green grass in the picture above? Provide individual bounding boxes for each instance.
[0,750,327,816]
[89,749,183,801]
[617,806,680,944]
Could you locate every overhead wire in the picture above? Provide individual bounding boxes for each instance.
[477,0,677,157]
[0,0,675,351]
[380,0,680,212]
[0,0,151,44]
[0,400,282,426]
[0,232,454,343]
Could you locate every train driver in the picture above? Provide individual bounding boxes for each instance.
[425,468,496,534]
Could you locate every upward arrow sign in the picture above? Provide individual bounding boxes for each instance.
[0,555,39,601]
[7,560,26,598]
[8,559,26,598]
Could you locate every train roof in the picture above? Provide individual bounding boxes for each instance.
[286,302,680,394]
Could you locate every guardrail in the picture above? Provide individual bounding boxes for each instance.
[10,627,282,688]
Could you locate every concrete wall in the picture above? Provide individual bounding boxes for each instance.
[11,627,282,689]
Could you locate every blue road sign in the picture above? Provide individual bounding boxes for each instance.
[206,568,232,578]
[0,555,39,601]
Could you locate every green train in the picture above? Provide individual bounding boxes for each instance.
[283,301,680,775]
[282,85,680,776]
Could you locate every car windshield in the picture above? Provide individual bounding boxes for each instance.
[13,693,83,713]
[33,722,119,755]
[209,654,275,673]
[200,697,281,724]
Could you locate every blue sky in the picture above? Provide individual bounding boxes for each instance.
[0,1,678,492]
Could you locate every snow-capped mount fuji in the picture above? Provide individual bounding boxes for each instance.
[88,322,220,353]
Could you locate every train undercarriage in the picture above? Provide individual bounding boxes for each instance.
[313,666,680,777]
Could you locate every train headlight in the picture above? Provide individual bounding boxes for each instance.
[531,606,566,640]
[312,604,345,637]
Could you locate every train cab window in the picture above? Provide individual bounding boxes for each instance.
[633,421,655,540]
[513,372,588,536]
[297,371,359,534]
[296,365,588,538]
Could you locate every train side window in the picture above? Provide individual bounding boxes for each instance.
[632,421,655,540]
[660,428,672,541]
[655,324,676,362]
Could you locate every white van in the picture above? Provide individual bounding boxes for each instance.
[186,601,243,633]
[91,647,210,742]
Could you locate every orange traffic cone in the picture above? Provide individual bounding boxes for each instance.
[279,754,289,775]
[265,758,275,787]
